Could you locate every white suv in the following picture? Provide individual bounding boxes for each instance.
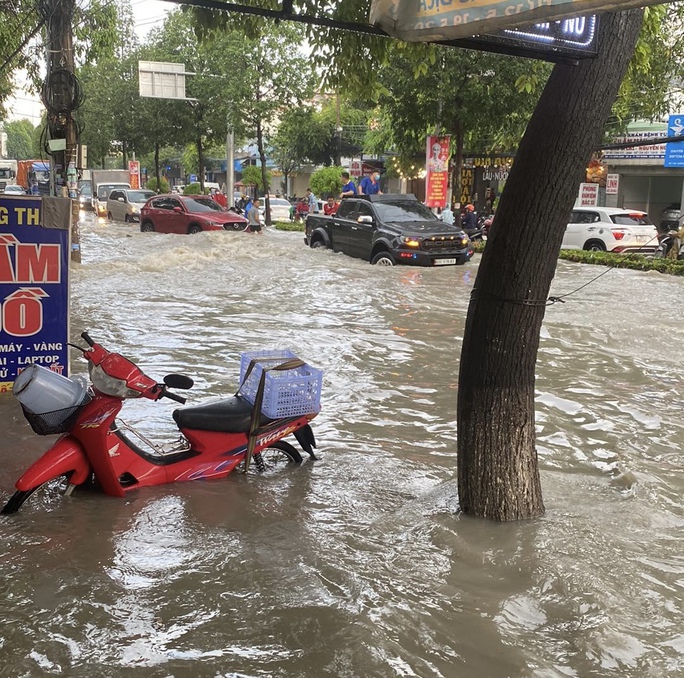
[563,207,658,252]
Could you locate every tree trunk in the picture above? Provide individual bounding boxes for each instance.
[256,120,271,226]
[197,134,205,193]
[154,142,161,191]
[457,10,644,522]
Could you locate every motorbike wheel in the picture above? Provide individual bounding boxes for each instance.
[251,441,302,475]
[1,473,72,515]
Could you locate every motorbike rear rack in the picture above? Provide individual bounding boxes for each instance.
[113,419,192,457]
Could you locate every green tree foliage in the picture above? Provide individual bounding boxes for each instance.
[273,98,369,171]
[4,118,35,158]
[145,176,169,193]
[310,165,344,197]
[0,0,120,118]
[369,43,547,170]
[241,165,270,191]
[610,4,684,133]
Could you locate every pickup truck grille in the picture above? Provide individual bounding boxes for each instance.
[422,237,463,251]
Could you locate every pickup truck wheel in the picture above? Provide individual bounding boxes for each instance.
[371,251,395,266]
[311,239,327,249]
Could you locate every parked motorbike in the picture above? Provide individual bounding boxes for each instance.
[654,228,684,259]
[2,332,319,515]
[465,214,495,242]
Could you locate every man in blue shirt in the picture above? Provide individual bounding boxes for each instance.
[340,171,357,197]
[306,188,319,213]
[359,171,382,195]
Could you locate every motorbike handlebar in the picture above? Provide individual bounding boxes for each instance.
[163,389,186,405]
[81,331,95,347]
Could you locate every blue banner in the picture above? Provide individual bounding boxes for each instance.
[664,115,684,168]
[0,197,70,392]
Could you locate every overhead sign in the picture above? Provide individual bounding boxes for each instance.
[664,115,684,168]
[138,61,192,100]
[0,196,71,392]
[369,0,661,43]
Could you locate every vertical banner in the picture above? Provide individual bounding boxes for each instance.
[129,160,141,189]
[425,135,450,208]
[606,174,619,195]
[0,196,70,392]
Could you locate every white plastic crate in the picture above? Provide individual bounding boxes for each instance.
[238,349,323,418]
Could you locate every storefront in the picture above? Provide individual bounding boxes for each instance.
[603,121,684,228]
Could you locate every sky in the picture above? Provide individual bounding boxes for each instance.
[5,0,172,123]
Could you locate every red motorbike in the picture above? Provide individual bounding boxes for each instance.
[2,332,319,514]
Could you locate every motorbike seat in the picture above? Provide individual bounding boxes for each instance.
[172,395,274,433]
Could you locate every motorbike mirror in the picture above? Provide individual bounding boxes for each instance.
[164,374,194,390]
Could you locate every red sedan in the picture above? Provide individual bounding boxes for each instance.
[139,194,248,234]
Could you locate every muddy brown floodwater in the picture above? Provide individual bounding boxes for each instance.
[1,214,684,677]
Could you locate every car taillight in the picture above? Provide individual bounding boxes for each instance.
[611,229,628,240]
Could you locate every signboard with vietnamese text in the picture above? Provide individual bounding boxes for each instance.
[0,196,70,392]
[578,182,599,207]
[602,131,666,160]
[129,160,141,189]
[606,174,619,195]
[425,135,450,208]
[370,0,661,43]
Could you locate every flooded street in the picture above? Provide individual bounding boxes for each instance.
[2,213,684,677]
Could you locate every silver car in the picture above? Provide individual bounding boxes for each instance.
[107,189,156,223]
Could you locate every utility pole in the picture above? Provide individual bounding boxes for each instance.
[226,128,234,204]
[41,0,82,263]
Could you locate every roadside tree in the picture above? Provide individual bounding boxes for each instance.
[4,119,35,159]
[457,10,645,520]
[310,166,344,198]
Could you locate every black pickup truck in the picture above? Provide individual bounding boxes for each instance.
[304,194,474,267]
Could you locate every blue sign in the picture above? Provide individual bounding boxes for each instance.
[0,197,70,391]
[664,115,684,167]
[189,174,197,183]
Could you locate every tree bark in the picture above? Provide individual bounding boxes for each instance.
[256,119,271,226]
[197,134,205,193]
[154,142,161,191]
[457,10,644,522]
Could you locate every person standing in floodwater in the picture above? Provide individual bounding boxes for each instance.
[246,198,263,235]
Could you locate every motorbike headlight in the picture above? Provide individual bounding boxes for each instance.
[89,363,143,398]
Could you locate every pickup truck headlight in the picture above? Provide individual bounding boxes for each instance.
[400,236,421,248]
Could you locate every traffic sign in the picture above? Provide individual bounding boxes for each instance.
[664,115,684,168]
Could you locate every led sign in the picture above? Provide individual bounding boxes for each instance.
[452,15,598,61]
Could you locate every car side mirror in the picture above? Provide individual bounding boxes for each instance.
[357,215,373,224]
[118,197,125,202]
[173,206,183,213]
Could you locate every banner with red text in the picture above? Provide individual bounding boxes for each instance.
[0,196,70,391]
[129,160,141,189]
[425,135,450,208]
